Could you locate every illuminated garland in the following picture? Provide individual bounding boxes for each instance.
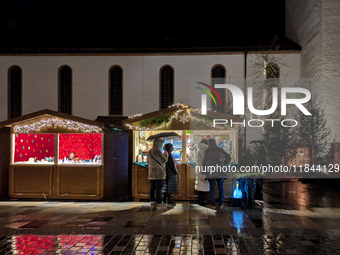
[13,118,102,133]
[127,103,189,120]
[125,108,230,130]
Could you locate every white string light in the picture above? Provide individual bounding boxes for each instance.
[13,118,101,133]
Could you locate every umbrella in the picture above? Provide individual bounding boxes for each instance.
[249,140,265,144]
[146,132,180,141]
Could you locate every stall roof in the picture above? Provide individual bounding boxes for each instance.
[0,109,103,128]
[122,104,244,125]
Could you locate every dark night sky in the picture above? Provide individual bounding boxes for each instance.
[0,0,288,49]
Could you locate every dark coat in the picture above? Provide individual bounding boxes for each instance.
[203,145,231,179]
[161,153,178,195]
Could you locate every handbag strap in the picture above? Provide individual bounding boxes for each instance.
[199,151,204,162]
[151,150,163,167]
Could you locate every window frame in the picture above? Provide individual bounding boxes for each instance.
[211,64,226,113]
[8,65,22,119]
[159,65,175,110]
[58,65,73,115]
[108,65,123,116]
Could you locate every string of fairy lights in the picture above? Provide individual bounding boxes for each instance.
[125,103,231,131]
[13,118,102,133]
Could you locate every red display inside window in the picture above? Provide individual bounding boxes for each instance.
[14,134,55,163]
[58,134,102,160]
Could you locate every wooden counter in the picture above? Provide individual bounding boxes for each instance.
[10,164,53,199]
[56,165,103,199]
[132,163,233,201]
[10,164,104,199]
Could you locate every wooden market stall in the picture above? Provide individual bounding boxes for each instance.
[122,103,244,201]
[0,109,129,200]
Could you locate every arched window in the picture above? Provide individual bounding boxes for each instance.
[58,66,72,115]
[109,66,123,115]
[266,63,280,78]
[160,65,174,109]
[8,66,22,119]
[211,65,226,113]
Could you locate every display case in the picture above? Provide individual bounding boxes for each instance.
[0,109,123,200]
[123,103,243,201]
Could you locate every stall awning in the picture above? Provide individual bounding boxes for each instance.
[122,103,244,130]
[0,109,103,133]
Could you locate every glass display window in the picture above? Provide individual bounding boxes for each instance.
[185,131,233,164]
[13,134,55,164]
[134,130,183,165]
[58,133,102,164]
[133,129,236,166]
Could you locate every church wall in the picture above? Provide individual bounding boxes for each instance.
[0,53,300,125]
[286,0,340,142]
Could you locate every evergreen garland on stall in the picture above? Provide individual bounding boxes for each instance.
[138,113,173,129]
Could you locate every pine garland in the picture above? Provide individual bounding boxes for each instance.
[138,113,173,128]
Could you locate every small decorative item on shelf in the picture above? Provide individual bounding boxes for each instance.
[230,181,243,207]
[233,181,242,199]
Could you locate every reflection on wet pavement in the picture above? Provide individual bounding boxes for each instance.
[0,233,340,254]
[0,181,339,253]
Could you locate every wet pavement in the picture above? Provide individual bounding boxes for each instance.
[0,181,340,254]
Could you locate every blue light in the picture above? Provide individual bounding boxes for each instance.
[233,181,242,199]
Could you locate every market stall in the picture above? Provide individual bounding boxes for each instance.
[123,103,243,201]
[0,109,128,200]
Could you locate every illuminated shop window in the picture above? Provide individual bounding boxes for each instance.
[58,133,102,164]
[13,134,55,164]
[133,130,234,165]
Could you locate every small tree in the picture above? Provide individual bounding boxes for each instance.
[295,95,333,166]
[246,36,301,166]
[261,118,298,166]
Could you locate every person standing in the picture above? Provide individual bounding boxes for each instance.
[203,138,231,209]
[147,138,168,208]
[195,139,210,206]
[215,136,224,149]
[161,143,178,205]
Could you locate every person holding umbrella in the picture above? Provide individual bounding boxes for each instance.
[147,138,168,208]
[146,132,180,208]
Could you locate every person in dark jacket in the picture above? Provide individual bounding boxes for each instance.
[203,138,231,210]
[161,143,178,205]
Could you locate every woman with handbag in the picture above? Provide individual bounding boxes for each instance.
[147,138,168,208]
[195,139,210,206]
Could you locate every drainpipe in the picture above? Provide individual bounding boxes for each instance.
[244,50,248,150]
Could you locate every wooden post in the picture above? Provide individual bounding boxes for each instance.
[54,133,58,165]
[181,130,186,163]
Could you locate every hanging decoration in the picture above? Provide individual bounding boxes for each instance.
[13,118,101,134]
[178,112,190,124]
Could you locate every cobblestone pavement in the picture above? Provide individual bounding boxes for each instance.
[0,181,339,254]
